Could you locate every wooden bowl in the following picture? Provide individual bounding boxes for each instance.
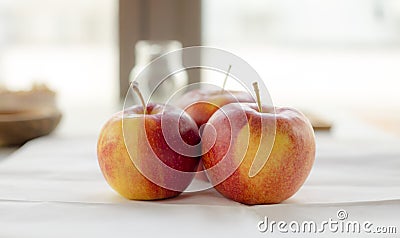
[0,108,62,146]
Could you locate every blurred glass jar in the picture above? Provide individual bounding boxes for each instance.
[129,40,187,104]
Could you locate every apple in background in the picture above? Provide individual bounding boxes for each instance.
[97,86,201,200]
[201,101,316,204]
[176,89,254,128]
[176,88,255,181]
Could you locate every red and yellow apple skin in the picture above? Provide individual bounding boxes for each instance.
[177,89,254,128]
[177,89,255,181]
[201,103,316,205]
[97,103,200,200]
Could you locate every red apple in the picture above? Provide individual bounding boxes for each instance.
[177,89,254,128]
[176,89,255,181]
[201,103,316,204]
[97,103,201,200]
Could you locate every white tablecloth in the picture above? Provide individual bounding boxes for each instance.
[0,117,399,237]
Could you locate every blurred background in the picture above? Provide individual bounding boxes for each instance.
[1,0,400,136]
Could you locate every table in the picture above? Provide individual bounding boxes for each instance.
[0,115,399,237]
[0,146,17,161]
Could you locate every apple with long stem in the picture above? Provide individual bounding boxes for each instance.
[176,66,255,181]
[176,65,255,128]
[97,82,201,200]
[201,82,316,204]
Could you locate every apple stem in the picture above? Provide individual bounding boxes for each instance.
[252,82,263,113]
[220,65,232,93]
[131,81,147,114]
